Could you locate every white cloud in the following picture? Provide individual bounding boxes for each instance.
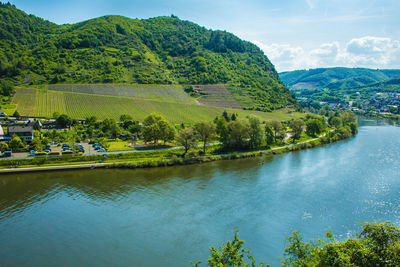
[344,36,400,66]
[252,41,306,71]
[253,36,400,72]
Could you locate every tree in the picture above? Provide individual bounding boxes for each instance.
[13,110,20,118]
[56,114,72,128]
[52,112,60,119]
[222,110,230,122]
[176,128,197,154]
[85,116,97,126]
[282,222,400,267]
[348,122,358,135]
[265,125,274,146]
[195,121,216,153]
[340,112,356,124]
[248,116,263,149]
[100,118,120,138]
[128,122,142,138]
[268,120,284,142]
[199,221,400,266]
[207,231,266,267]
[142,113,174,145]
[30,137,43,151]
[228,119,250,148]
[0,142,9,152]
[215,117,229,147]
[329,116,342,128]
[9,134,24,151]
[231,113,237,121]
[306,119,324,137]
[282,230,318,266]
[158,119,175,144]
[109,122,121,139]
[0,80,15,96]
[120,114,133,122]
[290,119,305,143]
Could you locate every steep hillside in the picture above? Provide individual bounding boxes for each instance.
[0,3,296,111]
[11,87,303,123]
[279,67,400,91]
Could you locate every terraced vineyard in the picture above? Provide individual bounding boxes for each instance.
[12,87,303,123]
[10,87,36,115]
[47,84,194,103]
[193,85,243,109]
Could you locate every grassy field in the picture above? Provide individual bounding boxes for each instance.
[107,140,135,151]
[11,87,304,123]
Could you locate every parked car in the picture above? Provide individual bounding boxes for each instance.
[30,150,37,156]
[48,151,61,156]
[0,112,7,117]
[97,148,106,152]
[3,151,12,157]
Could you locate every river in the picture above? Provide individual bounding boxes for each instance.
[0,119,399,266]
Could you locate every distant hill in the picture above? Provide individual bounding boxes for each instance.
[357,74,400,92]
[279,67,400,91]
[0,2,296,111]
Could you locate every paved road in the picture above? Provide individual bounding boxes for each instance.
[0,142,221,160]
[0,129,333,161]
[0,132,333,173]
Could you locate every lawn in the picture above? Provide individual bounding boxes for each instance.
[107,140,135,152]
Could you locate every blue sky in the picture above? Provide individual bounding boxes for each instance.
[10,0,400,72]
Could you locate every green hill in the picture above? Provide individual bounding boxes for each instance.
[0,3,296,111]
[357,74,400,92]
[279,67,400,91]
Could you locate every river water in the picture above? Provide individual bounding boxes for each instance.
[0,120,399,266]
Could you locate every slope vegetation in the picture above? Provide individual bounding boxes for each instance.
[12,87,303,123]
[358,74,400,92]
[194,84,243,109]
[0,3,296,111]
[47,84,194,103]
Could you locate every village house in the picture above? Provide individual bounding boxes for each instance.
[7,125,34,142]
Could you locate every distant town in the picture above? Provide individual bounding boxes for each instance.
[296,91,400,115]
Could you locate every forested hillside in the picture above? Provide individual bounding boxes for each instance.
[0,2,296,111]
[279,67,400,91]
[357,74,400,92]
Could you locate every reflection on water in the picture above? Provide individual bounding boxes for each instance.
[0,121,399,266]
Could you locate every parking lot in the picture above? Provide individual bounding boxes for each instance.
[1,142,110,159]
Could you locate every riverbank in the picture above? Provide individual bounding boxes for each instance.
[0,129,341,174]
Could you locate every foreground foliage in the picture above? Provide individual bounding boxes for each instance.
[200,222,400,266]
[282,221,400,267]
